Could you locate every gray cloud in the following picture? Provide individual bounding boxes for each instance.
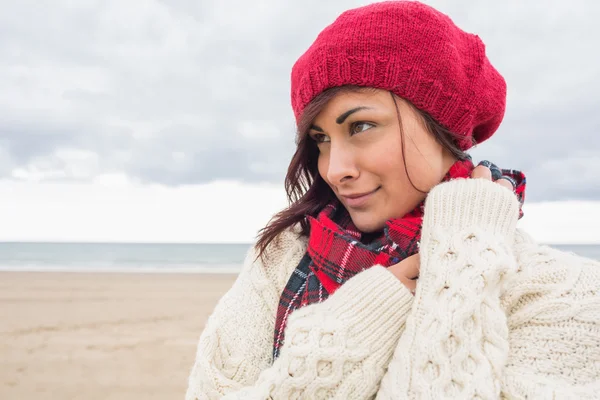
[1,0,599,201]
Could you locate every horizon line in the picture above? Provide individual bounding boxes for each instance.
[1,240,599,246]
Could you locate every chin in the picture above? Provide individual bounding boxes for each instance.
[348,212,386,233]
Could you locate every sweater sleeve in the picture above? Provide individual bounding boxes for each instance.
[377,178,522,399]
[185,230,415,400]
[499,234,600,399]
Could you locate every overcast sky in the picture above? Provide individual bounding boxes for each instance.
[1,0,599,243]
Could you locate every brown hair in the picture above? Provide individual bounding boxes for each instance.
[255,85,472,258]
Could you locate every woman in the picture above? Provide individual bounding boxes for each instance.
[186,2,600,399]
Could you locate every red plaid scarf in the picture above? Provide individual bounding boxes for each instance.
[272,158,526,359]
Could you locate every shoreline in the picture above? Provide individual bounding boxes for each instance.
[0,266,242,274]
[0,269,241,274]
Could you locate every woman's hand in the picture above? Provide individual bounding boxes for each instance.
[388,253,420,294]
[388,160,518,293]
[471,160,517,192]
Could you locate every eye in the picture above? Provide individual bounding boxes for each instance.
[311,133,330,143]
[350,122,375,135]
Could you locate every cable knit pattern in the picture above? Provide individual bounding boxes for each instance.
[376,179,600,399]
[186,179,600,399]
[500,235,600,398]
[184,229,307,399]
[377,179,520,399]
[185,227,415,399]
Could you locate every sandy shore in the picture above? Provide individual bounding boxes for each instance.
[0,272,237,400]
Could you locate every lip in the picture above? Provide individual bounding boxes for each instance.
[340,187,380,208]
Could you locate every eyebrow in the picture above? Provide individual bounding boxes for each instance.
[336,106,371,124]
[309,106,372,132]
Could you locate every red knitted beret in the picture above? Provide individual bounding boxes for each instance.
[290,1,507,150]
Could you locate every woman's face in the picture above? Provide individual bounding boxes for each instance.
[309,89,456,232]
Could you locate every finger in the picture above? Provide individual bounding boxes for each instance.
[403,253,420,279]
[401,277,417,293]
[479,160,503,180]
[472,165,492,180]
[496,176,516,191]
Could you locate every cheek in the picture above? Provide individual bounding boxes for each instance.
[403,138,445,189]
[364,137,409,183]
[365,137,425,215]
[371,125,444,191]
[317,153,329,182]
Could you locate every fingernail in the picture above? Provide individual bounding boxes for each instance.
[478,160,492,169]
[490,166,502,180]
[498,175,517,189]
[478,160,502,179]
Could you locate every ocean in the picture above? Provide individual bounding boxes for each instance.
[0,242,251,273]
[0,242,598,274]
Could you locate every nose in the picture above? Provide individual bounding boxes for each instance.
[326,142,359,185]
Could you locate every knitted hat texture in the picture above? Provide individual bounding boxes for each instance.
[290,1,507,150]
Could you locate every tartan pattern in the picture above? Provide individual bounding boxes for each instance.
[501,168,526,217]
[272,158,526,359]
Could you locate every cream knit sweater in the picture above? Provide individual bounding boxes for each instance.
[185,179,600,399]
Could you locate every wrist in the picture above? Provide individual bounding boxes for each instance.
[424,178,519,239]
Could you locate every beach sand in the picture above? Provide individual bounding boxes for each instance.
[0,272,237,400]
